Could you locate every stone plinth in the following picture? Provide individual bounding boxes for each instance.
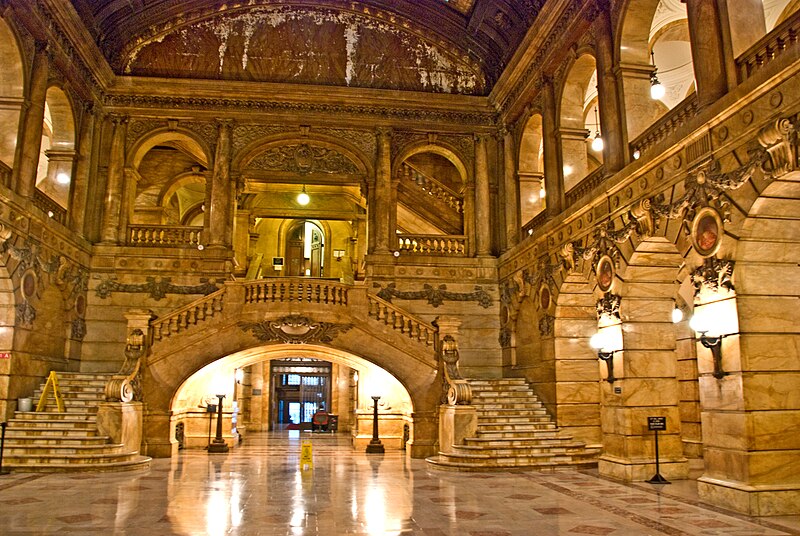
[438,404,477,454]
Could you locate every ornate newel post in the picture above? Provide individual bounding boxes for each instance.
[435,317,476,455]
[97,310,153,455]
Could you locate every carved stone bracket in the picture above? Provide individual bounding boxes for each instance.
[16,301,36,327]
[568,219,635,279]
[71,318,87,341]
[239,315,353,344]
[596,293,621,320]
[757,117,796,178]
[691,257,735,297]
[375,283,492,309]
[439,334,472,405]
[95,277,223,301]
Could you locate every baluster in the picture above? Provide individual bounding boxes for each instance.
[153,323,162,341]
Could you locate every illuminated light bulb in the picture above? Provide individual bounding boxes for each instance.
[589,332,607,351]
[672,307,684,324]
[633,149,641,160]
[591,133,604,152]
[650,78,665,100]
[296,185,310,206]
[56,173,70,184]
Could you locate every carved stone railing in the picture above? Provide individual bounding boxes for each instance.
[440,334,472,405]
[128,225,202,247]
[737,9,800,83]
[0,161,11,188]
[565,165,607,207]
[151,287,226,342]
[397,234,467,256]
[522,210,548,239]
[243,278,348,306]
[367,294,437,346]
[32,189,67,225]
[629,94,700,158]
[399,162,463,213]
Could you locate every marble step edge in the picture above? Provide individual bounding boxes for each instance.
[2,436,111,445]
[11,413,97,421]
[448,444,590,456]
[425,457,597,472]
[2,456,152,473]
[4,428,102,437]
[4,443,129,455]
[4,451,145,464]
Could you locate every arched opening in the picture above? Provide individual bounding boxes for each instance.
[765,0,800,29]
[283,220,325,278]
[559,54,599,192]
[170,346,415,451]
[518,113,546,225]
[35,87,75,212]
[0,19,23,185]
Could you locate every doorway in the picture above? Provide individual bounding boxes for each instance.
[271,358,331,431]
[286,221,325,277]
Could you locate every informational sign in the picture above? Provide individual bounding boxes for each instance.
[272,257,284,270]
[648,416,666,431]
[300,441,313,470]
[0,352,10,359]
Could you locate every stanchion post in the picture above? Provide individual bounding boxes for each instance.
[646,416,670,484]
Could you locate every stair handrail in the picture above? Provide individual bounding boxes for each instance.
[151,286,227,342]
[367,293,438,347]
[105,329,145,402]
[439,335,472,405]
[399,162,463,212]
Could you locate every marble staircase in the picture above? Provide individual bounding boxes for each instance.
[427,378,599,471]
[2,372,151,472]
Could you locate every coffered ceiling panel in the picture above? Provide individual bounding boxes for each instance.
[69,0,546,94]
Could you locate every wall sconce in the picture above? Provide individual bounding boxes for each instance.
[590,330,620,384]
[333,249,346,261]
[689,311,727,379]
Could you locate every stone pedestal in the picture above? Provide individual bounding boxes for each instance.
[96,401,143,454]
[438,404,477,454]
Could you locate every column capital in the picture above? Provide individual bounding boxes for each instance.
[109,113,129,126]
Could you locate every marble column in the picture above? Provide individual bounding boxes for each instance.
[13,41,49,198]
[68,103,95,236]
[100,115,128,244]
[684,0,730,106]
[594,9,626,173]
[502,126,520,249]
[542,78,564,217]
[373,129,392,254]
[474,134,491,257]
[208,120,233,249]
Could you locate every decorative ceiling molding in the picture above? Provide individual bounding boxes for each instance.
[239,315,353,344]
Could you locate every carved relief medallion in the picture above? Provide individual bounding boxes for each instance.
[691,207,723,258]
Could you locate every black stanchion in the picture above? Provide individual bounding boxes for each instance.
[0,422,9,475]
[646,416,670,484]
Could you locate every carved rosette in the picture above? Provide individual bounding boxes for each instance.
[239,315,353,344]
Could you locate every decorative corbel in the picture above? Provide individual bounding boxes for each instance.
[629,198,655,238]
[757,117,796,178]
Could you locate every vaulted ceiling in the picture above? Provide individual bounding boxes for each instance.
[68,0,546,95]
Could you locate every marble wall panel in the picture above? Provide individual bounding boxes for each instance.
[556,381,600,403]
[622,282,679,300]
[618,298,674,323]
[623,350,678,377]
[617,378,680,406]
[748,410,800,450]
[701,411,748,450]
[621,323,678,351]
[737,296,800,333]
[698,375,745,410]
[735,239,800,263]
[735,263,800,296]
[741,217,800,242]
[742,373,800,410]
[555,360,599,381]
[600,405,682,435]
[553,318,597,338]
[739,333,800,371]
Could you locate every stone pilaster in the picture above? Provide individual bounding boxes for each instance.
[685,0,730,106]
[502,127,520,249]
[474,134,491,257]
[68,103,95,236]
[542,78,564,216]
[373,128,392,253]
[594,9,626,172]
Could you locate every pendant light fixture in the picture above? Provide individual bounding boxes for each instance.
[297,184,310,206]
[590,106,604,152]
[650,50,665,100]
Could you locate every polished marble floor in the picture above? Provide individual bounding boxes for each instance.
[0,432,798,535]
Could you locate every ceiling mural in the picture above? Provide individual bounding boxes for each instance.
[122,6,485,94]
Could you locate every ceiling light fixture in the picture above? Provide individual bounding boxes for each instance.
[650,50,665,100]
[590,106,604,152]
[296,185,310,206]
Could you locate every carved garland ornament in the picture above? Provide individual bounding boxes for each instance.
[691,257,735,297]
[596,293,621,320]
[239,315,353,344]
[375,283,492,309]
[248,143,359,174]
[95,277,222,301]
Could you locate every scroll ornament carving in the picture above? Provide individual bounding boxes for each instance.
[95,277,222,301]
[232,125,291,152]
[757,117,796,178]
[596,293,621,320]
[239,315,353,344]
[105,328,146,403]
[439,335,472,405]
[16,301,36,327]
[247,143,359,174]
[375,283,492,309]
[691,257,735,297]
[568,219,634,281]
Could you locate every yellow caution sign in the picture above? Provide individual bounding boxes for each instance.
[36,371,65,413]
[300,441,313,470]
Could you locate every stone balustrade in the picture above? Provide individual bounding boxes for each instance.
[566,165,607,207]
[737,9,800,82]
[629,94,699,159]
[151,288,226,342]
[128,225,202,247]
[367,294,437,346]
[32,189,66,225]
[397,234,467,256]
[399,162,463,213]
[522,210,548,239]
[243,278,349,306]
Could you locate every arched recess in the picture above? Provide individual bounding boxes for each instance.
[141,315,440,459]
[392,143,467,237]
[597,237,688,481]
[700,169,800,514]
[768,0,800,29]
[126,129,212,227]
[171,346,413,449]
[559,53,598,192]
[36,86,75,210]
[617,0,693,141]
[0,18,24,179]
[518,113,546,225]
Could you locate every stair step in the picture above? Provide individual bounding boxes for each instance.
[4,436,111,446]
[450,443,589,456]
[4,443,128,456]
[12,412,96,421]
[426,456,597,472]
[2,456,152,473]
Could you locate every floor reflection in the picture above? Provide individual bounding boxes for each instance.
[0,431,797,535]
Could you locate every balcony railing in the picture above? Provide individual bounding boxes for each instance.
[522,210,548,239]
[397,234,467,256]
[243,278,349,306]
[737,9,800,83]
[629,94,699,159]
[32,189,67,225]
[128,225,202,247]
[565,166,607,207]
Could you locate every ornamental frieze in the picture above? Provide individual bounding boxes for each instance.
[375,282,492,309]
[247,143,359,175]
[232,125,293,153]
[239,315,353,344]
[316,128,376,159]
[94,277,223,301]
